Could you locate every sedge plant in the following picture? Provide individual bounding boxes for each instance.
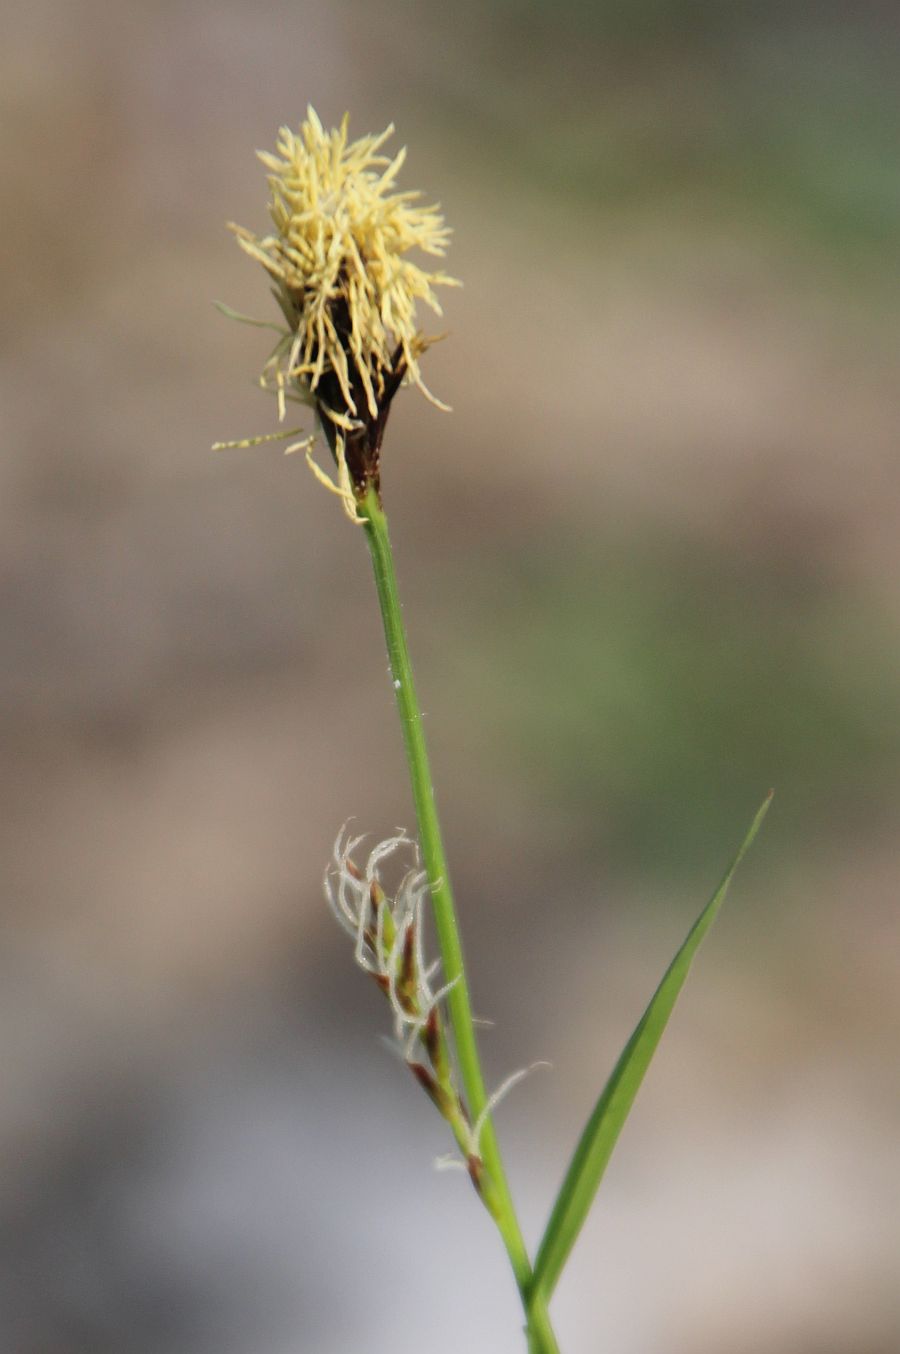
[215,108,770,1353]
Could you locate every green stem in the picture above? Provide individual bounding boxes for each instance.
[360,487,559,1354]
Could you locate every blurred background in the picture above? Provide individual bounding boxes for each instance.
[2,1,899,1350]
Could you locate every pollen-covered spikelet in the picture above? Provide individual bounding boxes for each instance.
[225,107,458,508]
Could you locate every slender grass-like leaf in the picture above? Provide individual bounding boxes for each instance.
[212,300,285,331]
[529,793,772,1308]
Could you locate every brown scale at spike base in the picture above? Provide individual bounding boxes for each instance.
[312,293,408,500]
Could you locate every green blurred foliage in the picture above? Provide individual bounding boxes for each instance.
[436,534,900,878]
[394,0,900,271]
[362,0,900,897]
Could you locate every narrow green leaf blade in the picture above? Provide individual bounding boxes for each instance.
[530,793,772,1306]
[212,300,285,332]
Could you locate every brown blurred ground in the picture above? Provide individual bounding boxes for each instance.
[1,2,899,1351]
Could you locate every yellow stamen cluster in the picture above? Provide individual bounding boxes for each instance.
[230,107,458,427]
